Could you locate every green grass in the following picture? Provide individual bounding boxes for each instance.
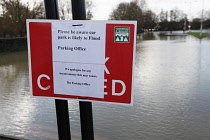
[188,32,210,39]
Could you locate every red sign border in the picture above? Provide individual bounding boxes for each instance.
[27,20,137,105]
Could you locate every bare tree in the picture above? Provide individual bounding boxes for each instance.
[139,0,147,11]
[59,0,72,20]
[0,0,94,37]
[143,10,158,31]
[109,0,145,33]
[159,9,168,22]
[58,0,94,20]
[30,1,45,19]
[86,0,93,20]
[0,0,44,37]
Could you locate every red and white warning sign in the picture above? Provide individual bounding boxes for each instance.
[27,20,136,105]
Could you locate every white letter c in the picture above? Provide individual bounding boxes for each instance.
[37,74,51,90]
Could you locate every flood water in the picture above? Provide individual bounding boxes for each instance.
[1,31,210,140]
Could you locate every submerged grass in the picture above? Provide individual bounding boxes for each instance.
[188,32,210,39]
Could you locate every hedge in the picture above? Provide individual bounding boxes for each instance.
[0,38,27,53]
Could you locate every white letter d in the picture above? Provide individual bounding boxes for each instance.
[112,80,126,96]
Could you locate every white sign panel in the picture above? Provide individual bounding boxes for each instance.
[52,22,106,98]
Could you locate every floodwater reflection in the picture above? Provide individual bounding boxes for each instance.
[1,32,210,140]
